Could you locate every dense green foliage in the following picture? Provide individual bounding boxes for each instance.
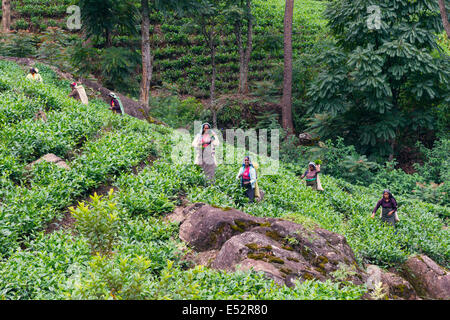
[10,0,77,32]
[3,0,327,99]
[1,0,449,300]
[306,0,450,159]
[0,60,371,300]
[185,161,448,267]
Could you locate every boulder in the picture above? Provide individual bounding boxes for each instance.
[27,154,70,170]
[400,255,450,300]
[176,203,271,252]
[365,265,418,300]
[177,203,366,287]
[298,132,313,145]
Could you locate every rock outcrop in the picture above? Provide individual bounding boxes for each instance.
[170,203,449,299]
[365,265,418,300]
[169,203,366,287]
[400,254,450,300]
[298,132,314,145]
[27,153,70,170]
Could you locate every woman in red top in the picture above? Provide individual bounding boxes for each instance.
[300,162,321,190]
[192,123,219,184]
[236,156,257,203]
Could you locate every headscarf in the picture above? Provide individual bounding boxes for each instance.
[382,189,393,199]
[201,123,212,135]
[308,162,316,170]
[109,92,125,114]
[381,190,397,206]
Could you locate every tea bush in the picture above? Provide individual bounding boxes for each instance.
[0,59,447,301]
[146,262,365,300]
[70,190,121,256]
[63,259,366,300]
[0,61,166,257]
[0,231,91,300]
[64,253,154,300]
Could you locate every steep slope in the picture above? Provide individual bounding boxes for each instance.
[0,60,448,300]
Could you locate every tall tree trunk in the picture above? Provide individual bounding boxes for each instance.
[237,0,253,95]
[139,0,153,105]
[281,0,295,135]
[1,0,11,33]
[439,0,450,38]
[242,0,253,94]
[201,21,218,128]
[210,39,217,128]
[105,29,113,48]
[236,21,245,94]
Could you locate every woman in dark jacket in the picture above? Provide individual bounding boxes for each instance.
[371,189,398,227]
[109,92,124,115]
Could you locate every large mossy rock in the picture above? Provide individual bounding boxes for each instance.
[365,265,419,300]
[170,203,366,286]
[400,254,450,300]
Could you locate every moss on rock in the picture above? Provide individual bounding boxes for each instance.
[265,230,282,242]
[248,252,266,260]
[267,256,285,264]
[245,243,259,251]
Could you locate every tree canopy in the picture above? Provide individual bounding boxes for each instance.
[307,0,450,158]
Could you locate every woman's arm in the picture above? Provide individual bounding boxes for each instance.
[192,134,201,147]
[236,167,244,180]
[300,170,307,179]
[250,167,257,186]
[211,131,219,146]
[371,200,381,218]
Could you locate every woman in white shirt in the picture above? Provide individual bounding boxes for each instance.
[236,156,257,203]
[192,123,219,183]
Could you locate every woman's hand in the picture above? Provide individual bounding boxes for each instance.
[388,211,394,216]
[371,213,375,219]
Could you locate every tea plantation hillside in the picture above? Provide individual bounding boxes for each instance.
[1,0,327,98]
[0,60,448,300]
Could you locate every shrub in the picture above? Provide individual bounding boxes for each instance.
[0,231,91,300]
[64,253,153,300]
[0,33,37,57]
[415,139,450,185]
[69,190,121,256]
[149,96,208,129]
[99,47,140,95]
[12,18,29,31]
